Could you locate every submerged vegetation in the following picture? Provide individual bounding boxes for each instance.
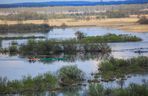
[98,56,148,79]
[0,24,52,33]
[89,82,148,96]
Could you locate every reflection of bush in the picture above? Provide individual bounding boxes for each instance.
[26,52,109,64]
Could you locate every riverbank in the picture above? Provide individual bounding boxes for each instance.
[0,24,52,33]
[0,18,148,33]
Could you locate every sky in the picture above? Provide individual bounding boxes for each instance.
[0,0,125,4]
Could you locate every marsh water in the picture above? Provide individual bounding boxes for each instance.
[0,27,148,95]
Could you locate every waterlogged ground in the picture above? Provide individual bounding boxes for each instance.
[0,27,148,95]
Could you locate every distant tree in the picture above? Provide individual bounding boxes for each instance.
[75,31,86,40]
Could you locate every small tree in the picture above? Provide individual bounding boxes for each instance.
[75,31,85,40]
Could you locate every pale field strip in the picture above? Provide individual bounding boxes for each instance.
[0,18,148,32]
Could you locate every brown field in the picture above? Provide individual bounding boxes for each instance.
[0,17,148,32]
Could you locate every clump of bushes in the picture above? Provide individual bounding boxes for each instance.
[98,56,148,79]
[8,45,18,55]
[58,65,85,86]
[4,33,141,56]
[75,31,86,40]
[18,39,111,56]
[138,16,148,24]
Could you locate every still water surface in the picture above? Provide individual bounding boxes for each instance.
[0,27,148,89]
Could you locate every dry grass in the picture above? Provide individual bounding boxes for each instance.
[0,18,148,32]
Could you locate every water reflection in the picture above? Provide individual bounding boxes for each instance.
[27,52,110,64]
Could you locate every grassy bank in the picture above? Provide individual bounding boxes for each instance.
[1,18,148,32]
[98,56,148,80]
[0,24,53,33]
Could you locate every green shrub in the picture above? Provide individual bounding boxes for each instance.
[58,65,85,84]
[9,45,18,54]
[99,56,148,79]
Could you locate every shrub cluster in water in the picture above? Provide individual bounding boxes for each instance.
[99,56,148,79]
[80,33,142,43]
[18,39,111,56]
[1,33,142,55]
[58,65,85,86]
